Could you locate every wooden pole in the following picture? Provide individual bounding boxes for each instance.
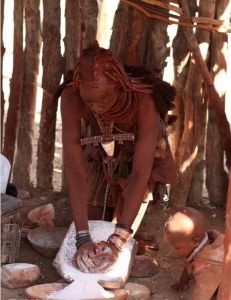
[3,0,24,166]
[206,0,230,206]
[61,0,98,192]
[36,0,63,189]
[64,0,80,73]
[61,0,80,193]
[171,0,215,207]
[13,0,41,188]
[1,0,5,150]
[110,2,148,65]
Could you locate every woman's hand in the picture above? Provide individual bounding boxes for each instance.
[73,241,120,273]
[88,241,120,272]
[73,241,99,273]
[73,241,119,273]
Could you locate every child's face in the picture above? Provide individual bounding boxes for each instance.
[169,239,196,258]
[164,232,197,258]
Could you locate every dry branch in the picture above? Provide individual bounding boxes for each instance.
[121,0,231,33]
[140,0,182,14]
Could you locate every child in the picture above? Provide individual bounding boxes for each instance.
[163,207,224,300]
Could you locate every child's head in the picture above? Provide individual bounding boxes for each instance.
[163,207,206,258]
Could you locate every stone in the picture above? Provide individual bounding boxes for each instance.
[1,263,40,288]
[25,283,68,299]
[17,190,32,199]
[27,227,68,257]
[27,203,55,229]
[125,283,151,300]
[134,231,159,254]
[98,277,124,289]
[130,255,158,278]
[112,289,128,300]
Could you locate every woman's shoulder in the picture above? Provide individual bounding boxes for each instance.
[61,86,85,116]
[136,92,158,113]
[61,85,78,99]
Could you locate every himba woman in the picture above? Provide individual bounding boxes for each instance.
[58,41,177,273]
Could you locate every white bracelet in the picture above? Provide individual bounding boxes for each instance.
[76,230,89,235]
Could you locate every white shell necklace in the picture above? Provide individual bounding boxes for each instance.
[186,232,209,263]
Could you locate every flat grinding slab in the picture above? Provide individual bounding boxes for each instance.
[52,221,137,299]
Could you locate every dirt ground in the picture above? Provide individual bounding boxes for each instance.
[1,187,225,300]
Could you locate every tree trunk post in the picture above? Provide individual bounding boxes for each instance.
[36,0,63,189]
[3,0,24,167]
[110,2,148,65]
[61,0,98,192]
[206,0,230,206]
[187,0,216,206]
[13,0,41,188]
[170,0,197,207]
[64,0,80,73]
[1,0,5,150]
[169,0,198,160]
[82,0,98,49]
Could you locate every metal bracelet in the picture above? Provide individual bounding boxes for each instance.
[116,223,133,234]
[75,233,92,249]
[76,229,90,235]
[107,233,125,251]
[75,230,90,240]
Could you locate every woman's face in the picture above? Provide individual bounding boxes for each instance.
[78,62,118,114]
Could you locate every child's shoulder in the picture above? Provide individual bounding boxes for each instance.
[195,230,224,264]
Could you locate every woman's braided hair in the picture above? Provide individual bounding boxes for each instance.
[55,41,176,121]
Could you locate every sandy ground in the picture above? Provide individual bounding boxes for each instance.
[1,187,225,300]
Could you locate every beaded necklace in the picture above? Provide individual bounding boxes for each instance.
[100,90,138,124]
[185,233,209,263]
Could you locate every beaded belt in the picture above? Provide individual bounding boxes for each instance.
[80,133,135,146]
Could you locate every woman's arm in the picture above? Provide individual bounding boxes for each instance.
[94,93,160,268]
[61,87,89,231]
[119,93,159,227]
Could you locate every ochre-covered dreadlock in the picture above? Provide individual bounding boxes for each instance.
[55,41,176,123]
[73,41,154,93]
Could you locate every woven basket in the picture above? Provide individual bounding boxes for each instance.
[25,283,68,300]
